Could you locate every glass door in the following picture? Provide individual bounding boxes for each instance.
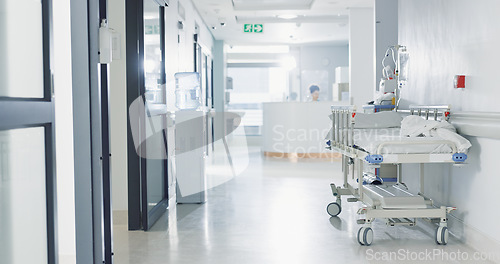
[193,38,214,154]
[0,0,57,263]
[142,0,169,230]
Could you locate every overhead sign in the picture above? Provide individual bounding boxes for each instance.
[243,24,253,32]
[253,24,263,33]
[243,24,263,33]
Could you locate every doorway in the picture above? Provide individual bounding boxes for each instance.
[127,0,170,231]
[0,0,57,263]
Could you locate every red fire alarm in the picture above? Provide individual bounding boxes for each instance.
[454,75,466,89]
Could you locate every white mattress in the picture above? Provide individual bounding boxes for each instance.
[353,128,454,154]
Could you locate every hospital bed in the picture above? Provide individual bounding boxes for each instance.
[325,105,470,246]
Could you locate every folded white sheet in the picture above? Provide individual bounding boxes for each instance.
[400,116,471,153]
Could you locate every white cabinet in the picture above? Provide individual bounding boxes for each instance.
[335,66,349,83]
[332,83,349,102]
[175,110,207,204]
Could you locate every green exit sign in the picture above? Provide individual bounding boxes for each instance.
[244,24,263,33]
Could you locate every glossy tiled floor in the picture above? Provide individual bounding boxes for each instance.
[113,143,494,264]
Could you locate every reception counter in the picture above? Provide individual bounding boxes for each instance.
[262,101,346,158]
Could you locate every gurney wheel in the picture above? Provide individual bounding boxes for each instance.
[326,202,341,217]
[436,226,449,245]
[357,227,373,246]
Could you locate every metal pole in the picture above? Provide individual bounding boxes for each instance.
[420,163,425,194]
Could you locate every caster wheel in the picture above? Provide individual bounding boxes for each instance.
[357,227,373,246]
[327,202,341,217]
[436,226,449,245]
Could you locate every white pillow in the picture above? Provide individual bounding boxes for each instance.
[353,111,402,128]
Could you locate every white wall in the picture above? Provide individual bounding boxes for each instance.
[165,0,214,111]
[300,45,349,101]
[108,0,128,213]
[349,8,375,109]
[108,0,215,214]
[53,0,77,262]
[399,0,500,247]
[165,0,181,111]
[374,0,398,93]
[399,0,500,112]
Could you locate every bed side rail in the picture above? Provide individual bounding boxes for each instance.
[330,105,356,152]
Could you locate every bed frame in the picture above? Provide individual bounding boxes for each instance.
[326,105,467,246]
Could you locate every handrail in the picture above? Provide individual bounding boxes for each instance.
[400,109,500,139]
[450,111,500,139]
[409,105,450,110]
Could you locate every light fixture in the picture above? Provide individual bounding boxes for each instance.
[277,14,298,20]
[226,45,290,54]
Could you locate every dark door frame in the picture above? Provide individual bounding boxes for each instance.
[71,0,113,263]
[98,0,114,262]
[126,0,170,231]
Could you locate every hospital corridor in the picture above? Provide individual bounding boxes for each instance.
[1,0,500,263]
[112,146,493,264]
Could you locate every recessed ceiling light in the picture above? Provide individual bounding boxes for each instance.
[277,14,298,20]
[227,45,290,54]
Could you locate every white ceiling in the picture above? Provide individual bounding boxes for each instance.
[191,0,373,46]
[232,0,315,11]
